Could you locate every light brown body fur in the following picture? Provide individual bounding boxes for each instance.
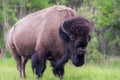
[8,6,75,78]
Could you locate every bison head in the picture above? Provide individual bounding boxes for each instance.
[59,17,91,67]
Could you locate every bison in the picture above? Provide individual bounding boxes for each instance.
[8,5,91,78]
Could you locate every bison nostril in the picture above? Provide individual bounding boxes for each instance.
[78,48,86,54]
[78,41,87,48]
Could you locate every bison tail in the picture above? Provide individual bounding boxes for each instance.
[7,26,18,55]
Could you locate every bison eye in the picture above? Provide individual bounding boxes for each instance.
[70,35,75,40]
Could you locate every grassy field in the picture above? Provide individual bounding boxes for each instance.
[0,57,120,80]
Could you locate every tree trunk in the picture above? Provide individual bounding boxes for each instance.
[97,28,107,54]
[76,0,84,8]
[68,0,74,9]
[0,48,6,58]
[17,1,26,19]
[2,0,9,56]
[0,25,2,31]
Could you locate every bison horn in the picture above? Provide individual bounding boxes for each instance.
[60,21,69,34]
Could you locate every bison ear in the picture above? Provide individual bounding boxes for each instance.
[59,22,69,42]
[88,35,91,41]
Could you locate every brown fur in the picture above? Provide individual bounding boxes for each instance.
[8,6,76,78]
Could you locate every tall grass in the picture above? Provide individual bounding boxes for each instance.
[0,57,120,80]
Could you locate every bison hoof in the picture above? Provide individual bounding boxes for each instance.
[53,67,64,79]
[33,67,42,78]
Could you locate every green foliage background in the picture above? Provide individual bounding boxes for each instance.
[0,0,120,80]
[0,0,120,61]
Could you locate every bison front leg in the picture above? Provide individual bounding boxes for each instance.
[50,60,64,79]
[51,53,70,79]
[53,65,64,79]
[31,53,46,78]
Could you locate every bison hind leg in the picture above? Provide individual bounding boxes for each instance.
[31,53,46,78]
[21,57,28,78]
[10,47,22,78]
[13,52,28,78]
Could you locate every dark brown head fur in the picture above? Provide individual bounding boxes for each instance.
[59,16,91,66]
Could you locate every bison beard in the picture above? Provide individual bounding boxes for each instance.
[71,54,84,67]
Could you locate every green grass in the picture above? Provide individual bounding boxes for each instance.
[0,57,120,80]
